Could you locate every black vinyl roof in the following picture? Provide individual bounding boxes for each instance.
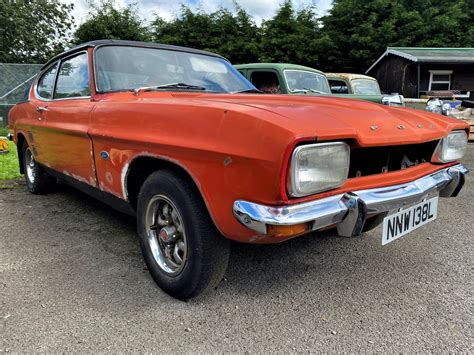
[42,39,226,70]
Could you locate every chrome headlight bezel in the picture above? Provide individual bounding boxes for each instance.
[432,131,468,163]
[288,142,350,197]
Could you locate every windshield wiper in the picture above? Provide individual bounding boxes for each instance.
[290,89,309,94]
[305,88,327,94]
[133,83,206,95]
[290,88,328,95]
[232,88,262,94]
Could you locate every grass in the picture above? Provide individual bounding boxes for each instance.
[0,140,22,180]
[0,127,8,137]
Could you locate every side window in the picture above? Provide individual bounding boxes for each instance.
[329,79,349,94]
[36,63,58,99]
[250,71,281,94]
[54,53,90,99]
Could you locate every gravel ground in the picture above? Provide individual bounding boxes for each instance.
[1,144,473,352]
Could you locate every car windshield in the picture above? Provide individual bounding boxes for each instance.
[283,70,331,94]
[94,45,256,93]
[351,79,381,95]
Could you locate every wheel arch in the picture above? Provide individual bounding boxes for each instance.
[124,155,220,233]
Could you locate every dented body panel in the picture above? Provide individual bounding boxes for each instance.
[8,42,470,244]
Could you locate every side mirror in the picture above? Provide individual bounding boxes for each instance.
[382,94,405,107]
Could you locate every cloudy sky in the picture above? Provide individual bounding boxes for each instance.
[64,0,333,27]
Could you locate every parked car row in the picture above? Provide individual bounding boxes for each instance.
[7,40,470,299]
[235,62,473,139]
[235,63,404,107]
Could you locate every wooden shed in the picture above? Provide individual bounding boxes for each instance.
[366,47,474,99]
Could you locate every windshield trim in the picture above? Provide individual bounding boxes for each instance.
[92,44,244,95]
[283,69,331,94]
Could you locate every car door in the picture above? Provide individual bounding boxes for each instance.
[38,51,98,187]
[20,62,58,164]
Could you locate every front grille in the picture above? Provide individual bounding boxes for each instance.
[348,140,439,178]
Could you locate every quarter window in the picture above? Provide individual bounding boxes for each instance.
[429,70,452,91]
[54,53,90,99]
[328,79,349,94]
[36,63,58,99]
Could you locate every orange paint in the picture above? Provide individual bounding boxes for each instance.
[8,48,469,244]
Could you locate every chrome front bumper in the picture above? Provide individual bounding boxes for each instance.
[233,164,469,237]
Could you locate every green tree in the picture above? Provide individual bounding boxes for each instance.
[259,1,321,66]
[0,0,74,63]
[317,0,474,73]
[152,4,260,63]
[152,6,214,50]
[401,0,474,47]
[73,0,151,44]
[208,6,260,64]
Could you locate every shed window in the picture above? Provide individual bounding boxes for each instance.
[429,70,452,91]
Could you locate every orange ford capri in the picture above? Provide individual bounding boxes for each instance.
[7,40,469,299]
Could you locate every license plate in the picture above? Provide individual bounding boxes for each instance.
[382,197,438,245]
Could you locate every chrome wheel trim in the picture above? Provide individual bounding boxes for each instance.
[25,147,36,184]
[145,194,187,276]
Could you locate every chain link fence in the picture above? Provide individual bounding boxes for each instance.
[0,63,43,127]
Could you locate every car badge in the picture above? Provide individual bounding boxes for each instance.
[370,125,378,131]
[417,124,423,128]
[397,125,406,130]
[100,151,110,160]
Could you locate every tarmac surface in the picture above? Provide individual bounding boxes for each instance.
[1,144,473,352]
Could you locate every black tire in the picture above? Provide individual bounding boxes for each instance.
[22,141,55,194]
[136,170,230,300]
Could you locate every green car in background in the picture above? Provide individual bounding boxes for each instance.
[235,63,404,106]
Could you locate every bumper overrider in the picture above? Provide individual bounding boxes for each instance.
[233,164,469,237]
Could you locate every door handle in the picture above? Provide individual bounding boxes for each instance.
[36,106,48,113]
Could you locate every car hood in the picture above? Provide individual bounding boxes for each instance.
[195,93,467,146]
